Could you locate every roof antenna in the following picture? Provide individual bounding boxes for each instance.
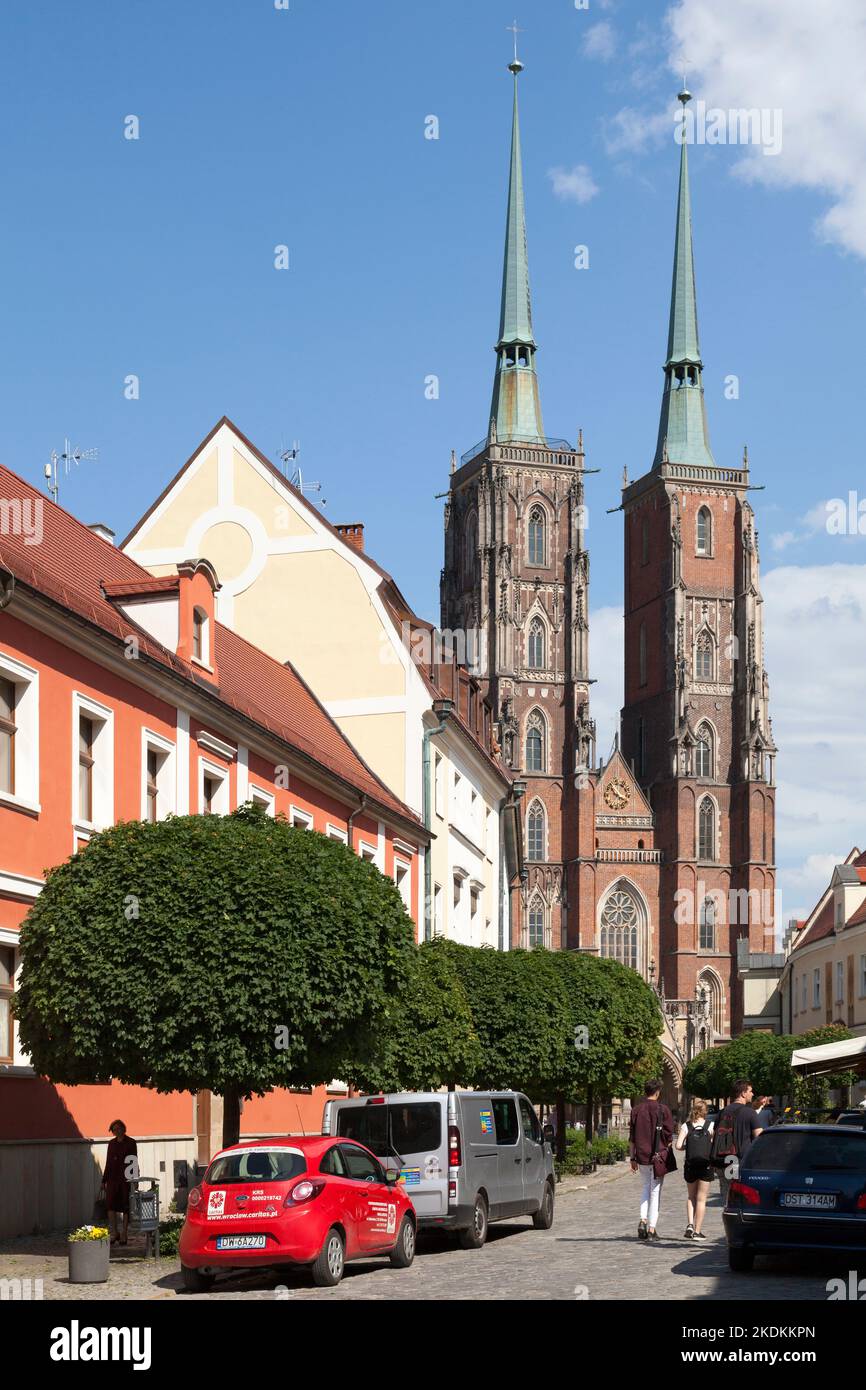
[44,439,99,504]
[277,440,326,507]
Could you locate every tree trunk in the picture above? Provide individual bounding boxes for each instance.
[556,1094,566,1163]
[585,1084,594,1143]
[222,1086,241,1148]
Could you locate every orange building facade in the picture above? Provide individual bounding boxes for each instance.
[0,463,426,1235]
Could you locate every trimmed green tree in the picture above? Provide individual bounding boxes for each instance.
[15,806,416,1145]
[332,936,483,1093]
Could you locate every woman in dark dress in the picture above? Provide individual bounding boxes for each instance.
[100,1119,138,1246]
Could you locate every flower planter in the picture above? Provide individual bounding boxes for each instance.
[68,1237,110,1284]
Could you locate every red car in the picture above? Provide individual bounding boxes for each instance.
[178,1135,416,1290]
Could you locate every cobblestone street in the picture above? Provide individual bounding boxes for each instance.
[2,1166,861,1302]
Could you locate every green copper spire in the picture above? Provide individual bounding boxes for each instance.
[653,88,715,471]
[490,51,545,445]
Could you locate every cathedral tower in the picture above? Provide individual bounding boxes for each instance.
[441,54,593,949]
[619,90,777,1036]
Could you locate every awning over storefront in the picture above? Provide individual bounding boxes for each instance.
[791,1035,866,1077]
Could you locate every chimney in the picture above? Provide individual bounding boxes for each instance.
[336,523,365,553]
[89,522,116,545]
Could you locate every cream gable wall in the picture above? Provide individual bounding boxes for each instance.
[123,421,422,810]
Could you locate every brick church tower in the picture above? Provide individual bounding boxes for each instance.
[440,54,593,949]
[619,90,777,1037]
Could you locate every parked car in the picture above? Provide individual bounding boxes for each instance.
[178,1135,416,1290]
[834,1110,866,1128]
[723,1123,866,1271]
[322,1090,555,1248]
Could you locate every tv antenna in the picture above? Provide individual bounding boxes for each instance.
[45,439,99,503]
[277,441,326,506]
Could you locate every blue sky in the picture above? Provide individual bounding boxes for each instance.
[2,0,865,918]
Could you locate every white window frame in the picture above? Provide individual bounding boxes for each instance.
[433,882,443,936]
[72,692,114,833]
[358,841,377,862]
[198,757,230,816]
[801,974,807,1011]
[394,857,411,912]
[0,651,39,814]
[192,606,211,669]
[290,805,314,830]
[813,968,821,1010]
[326,822,348,843]
[860,954,866,1000]
[434,752,444,819]
[249,785,275,816]
[836,959,845,1004]
[141,729,176,822]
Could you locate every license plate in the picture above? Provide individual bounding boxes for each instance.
[215,1234,267,1250]
[780,1192,837,1209]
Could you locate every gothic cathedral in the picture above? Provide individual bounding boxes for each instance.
[440,64,776,1059]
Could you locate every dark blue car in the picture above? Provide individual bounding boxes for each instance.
[723,1124,866,1271]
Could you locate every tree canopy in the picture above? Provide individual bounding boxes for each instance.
[15,808,416,1140]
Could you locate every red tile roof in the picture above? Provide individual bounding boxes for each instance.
[794,897,835,949]
[0,463,421,831]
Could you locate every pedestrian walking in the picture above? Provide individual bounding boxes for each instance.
[100,1119,139,1247]
[709,1079,763,1205]
[675,1099,715,1239]
[629,1079,675,1242]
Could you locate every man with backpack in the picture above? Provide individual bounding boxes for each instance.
[710,1079,764,1205]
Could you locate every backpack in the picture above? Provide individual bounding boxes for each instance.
[685,1121,713,1164]
[709,1106,739,1168]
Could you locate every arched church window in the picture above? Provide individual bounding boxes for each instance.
[698,797,716,861]
[464,512,478,582]
[696,506,712,555]
[527,617,545,670]
[695,723,713,779]
[695,631,714,681]
[525,711,546,773]
[599,888,639,971]
[527,896,546,948]
[699,896,717,950]
[699,971,724,1035]
[528,506,546,566]
[526,800,546,860]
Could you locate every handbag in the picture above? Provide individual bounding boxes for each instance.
[650,1102,675,1178]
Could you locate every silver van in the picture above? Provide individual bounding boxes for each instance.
[321,1091,555,1248]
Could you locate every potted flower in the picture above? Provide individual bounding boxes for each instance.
[68,1225,110,1283]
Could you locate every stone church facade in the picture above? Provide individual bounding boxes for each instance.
[441,68,777,1089]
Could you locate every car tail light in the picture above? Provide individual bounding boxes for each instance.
[284,1178,325,1207]
[448,1124,462,1168]
[188,1186,202,1209]
[448,1179,457,1206]
[367,1096,385,1105]
[730,1181,760,1206]
[857,1193,866,1211]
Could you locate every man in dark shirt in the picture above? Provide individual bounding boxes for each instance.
[716,1079,763,1204]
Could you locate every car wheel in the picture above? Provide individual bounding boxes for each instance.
[181,1264,216,1293]
[458,1193,489,1250]
[532,1180,555,1230]
[389,1215,416,1268]
[728,1246,755,1272]
[312,1226,345,1287]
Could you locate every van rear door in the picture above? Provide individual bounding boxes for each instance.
[386,1099,448,1218]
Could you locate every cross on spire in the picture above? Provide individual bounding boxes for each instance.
[506,19,524,73]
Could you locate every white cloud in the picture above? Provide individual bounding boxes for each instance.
[763,562,866,914]
[548,164,600,205]
[663,0,866,258]
[583,20,617,63]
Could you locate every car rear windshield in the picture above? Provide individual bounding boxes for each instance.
[205,1149,307,1184]
[336,1102,442,1158]
[747,1129,866,1172]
